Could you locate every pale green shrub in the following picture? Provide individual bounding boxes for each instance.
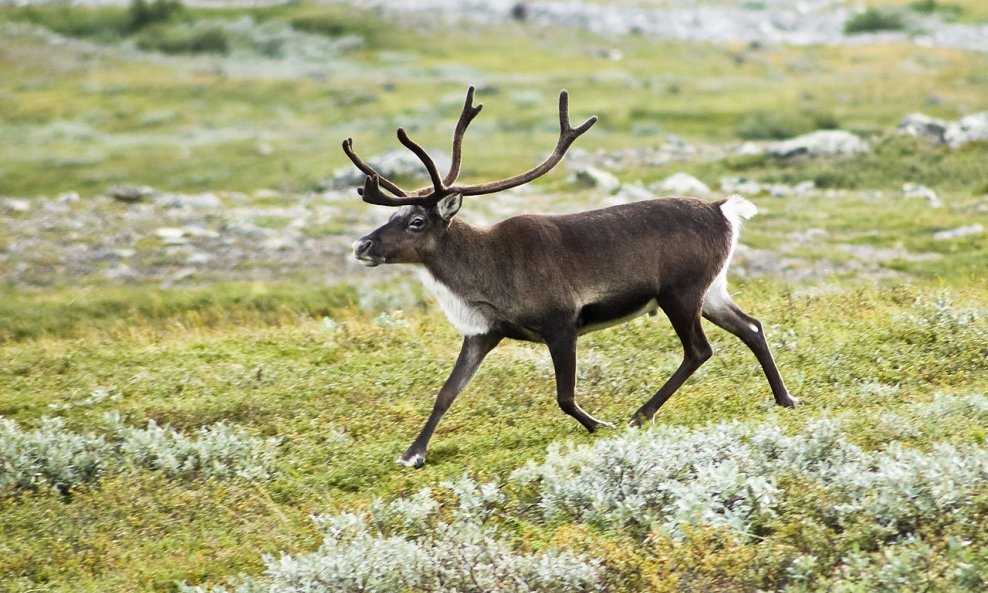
[786,536,987,592]
[106,412,281,481]
[181,480,601,593]
[513,415,988,540]
[0,417,109,493]
[1,414,279,494]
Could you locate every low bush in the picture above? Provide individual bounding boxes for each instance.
[0,414,279,494]
[136,25,230,55]
[9,6,130,42]
[844,9,907,34]
[127,0,183,33]
[0,417,109,493]
[106,413,280,481]
[181,478,601,593]
[736,110,840,140]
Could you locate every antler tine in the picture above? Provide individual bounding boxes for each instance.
[342,138,410,197]
[358,174,434,207]
[449,89,597,197]
[443,85,484,186]
[558,89,598,140]
[396,128,447,198]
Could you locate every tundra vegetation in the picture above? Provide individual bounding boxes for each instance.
[0,1,986,592]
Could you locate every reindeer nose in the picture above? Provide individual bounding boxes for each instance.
[353,238,373,258]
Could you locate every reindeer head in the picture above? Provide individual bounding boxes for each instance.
[347,86,596,266]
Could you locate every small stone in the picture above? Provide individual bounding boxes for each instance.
[262,236,295,251]
[185,252,213,265]
[103,263,139,282]
[793,180,817,195]
[766,184,794,198]
[110,184,156,203]
[933,224,983,240]
[1,197,31,213]
[155,192,223,209]
[720,176,762,195]
[902,183,941,207]
[155,227,188,245]
[182,225,220,239]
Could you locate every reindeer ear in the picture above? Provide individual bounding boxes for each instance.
[436,193,462,221]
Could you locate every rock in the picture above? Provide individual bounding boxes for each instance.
[787,228,830,242]
[720,176,762,195]
[770,130,869,158]
[57,192,80,203]
[109,184,156,203]
[897,112,947,144]
[155,192,223,209]
[181,225,220,239]
[944,111,988,148]
[262,236,296,251]
[735,142,766,156]
[794,180,817,195]
[155,227,188,245]
[185,252,214,265]
[613,182,653,203]
[933,224,983,240]
[570,166,621,194]
[766,184,794,198]
[1,197,31,213]
[102,263,139,283]
[653,172,710,196]
[327,149,452,190]
[902,183,941,207]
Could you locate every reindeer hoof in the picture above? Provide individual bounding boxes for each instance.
[397,453,426,468]
[627,411,650,428]
[779,395,800,409]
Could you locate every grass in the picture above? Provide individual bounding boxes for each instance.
[1,280,986,591]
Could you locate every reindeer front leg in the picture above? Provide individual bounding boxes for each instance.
[399,333,503,468]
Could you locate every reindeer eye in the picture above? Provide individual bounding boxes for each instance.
[407,217,426,231]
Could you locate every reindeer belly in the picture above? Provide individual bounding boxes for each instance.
[578,294,659,335]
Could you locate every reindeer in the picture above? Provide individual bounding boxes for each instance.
[346,87,798,468]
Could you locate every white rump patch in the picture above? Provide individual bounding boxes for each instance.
[702,275,733,316]
[418,268,492,336]
[704,195,757,316]
[720,194,758,231]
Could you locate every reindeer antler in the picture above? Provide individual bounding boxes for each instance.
[343,87,596,207]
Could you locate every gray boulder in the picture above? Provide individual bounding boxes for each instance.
[944,111,988,148]
[652,172,710,196]
[897,112,947,144]
[570,166,621,194]
[770,130,869,158]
